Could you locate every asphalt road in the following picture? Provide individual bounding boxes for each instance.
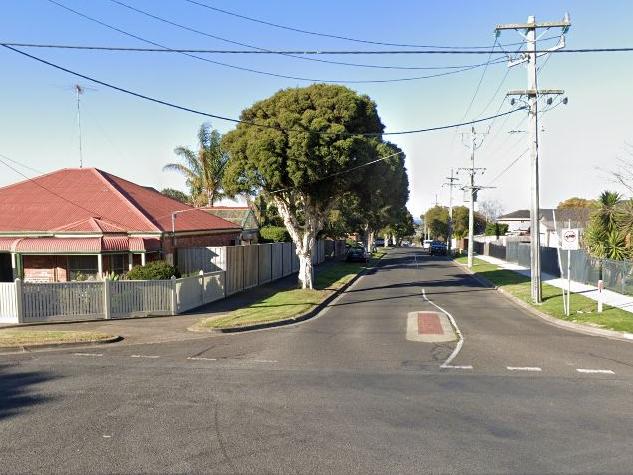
[1,248,633,473]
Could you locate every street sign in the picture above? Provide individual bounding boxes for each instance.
[561,228,580,251]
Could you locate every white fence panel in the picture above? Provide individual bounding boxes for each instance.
[0,282,18,323]
[110,280,172,317]
[22,282,103,322]
[176,275,202,313]
[176,271,225,313]
[202,272,224,304]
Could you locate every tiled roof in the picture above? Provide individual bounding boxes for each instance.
[202,206,259,229]
[0,168,240,234]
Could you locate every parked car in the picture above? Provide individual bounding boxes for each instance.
[422,239,433,252]
[430,240,447,256]
[375,238,385,247]
[346,247,368,263]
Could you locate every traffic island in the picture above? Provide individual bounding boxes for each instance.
[0,329,122,351]
[191,254,385,332]
[454,256,633,338]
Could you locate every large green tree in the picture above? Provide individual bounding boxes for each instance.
[163,123,229,207]
[423,205,485,241]
[557,197,594,209]
[222,84,389,288]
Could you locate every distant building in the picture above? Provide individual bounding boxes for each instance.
[498,208,591,247]
[202,206,259,244]
[0,168,241,282]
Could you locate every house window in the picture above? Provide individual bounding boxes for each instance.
[109,254,128,275]
[68,255,98,281]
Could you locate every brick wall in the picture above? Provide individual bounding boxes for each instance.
[23,255,68,283]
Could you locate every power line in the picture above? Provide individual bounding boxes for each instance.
[270,151,404,193]
[45,0,491,83]
[105,0,495,72]
[486,148,529,185]
[0,153,45,174]
[0,154,149,231]
[182,0,560,50]
[461,38,498,121]
[1,44,527,136]
[0,42,511,70]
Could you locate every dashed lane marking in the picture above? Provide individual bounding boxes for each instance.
[507,366,542,372]
[130,355,160,359]
[576,368,615,374]
[187,356,217,361]
[73,353,103,357]
[253,359,278,363]
[442,365,474,370]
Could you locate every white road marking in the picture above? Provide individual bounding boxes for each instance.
[130,355,160,359]
[253,359,278,363]
[507,366,542,372]
[576,368,615,374]
[187,356,217,361]
[102,435,112,439]
[442,365,474,370]
[73,353,103,357]
[422,289,465,369]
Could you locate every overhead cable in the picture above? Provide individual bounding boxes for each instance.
[45,0,491,83]
[182,0,559,50]
[1,44,526,136]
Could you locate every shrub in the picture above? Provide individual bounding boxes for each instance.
[125,260,180,280]
[259,226,290,242]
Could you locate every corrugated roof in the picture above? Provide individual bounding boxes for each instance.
[0,168,240,234]
[0,236,161,254]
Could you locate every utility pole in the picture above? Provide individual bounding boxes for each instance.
[496,13,571,303]
[442,169,460,254]
[458,127,489,269]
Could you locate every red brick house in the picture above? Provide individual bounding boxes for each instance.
[0,168,241,282]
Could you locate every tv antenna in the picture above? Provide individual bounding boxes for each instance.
[72,83,97,168]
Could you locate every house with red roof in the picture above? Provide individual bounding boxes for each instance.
[202,205,260,244]
[0,168,241,282]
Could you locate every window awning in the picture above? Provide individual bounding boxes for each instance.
[0,236,161,254]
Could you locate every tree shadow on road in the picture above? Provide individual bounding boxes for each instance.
[0,365,58,421]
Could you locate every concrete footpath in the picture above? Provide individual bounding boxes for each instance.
[476,253,633,314]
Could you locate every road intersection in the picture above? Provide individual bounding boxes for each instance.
[1,248,632,473]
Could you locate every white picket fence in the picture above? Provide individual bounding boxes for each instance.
[0,240,345,324]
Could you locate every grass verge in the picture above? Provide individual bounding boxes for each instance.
[0,330,116,348]
[195,254,383,330]
[455,256,633,333]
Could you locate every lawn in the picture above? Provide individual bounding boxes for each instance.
[455,256,633,333]
[196,255,380,330]
[0,330,116,348]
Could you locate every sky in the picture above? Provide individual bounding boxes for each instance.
[1,0,632,219]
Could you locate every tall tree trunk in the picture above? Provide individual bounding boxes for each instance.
[274,197,321,289]
[384,232,389,248]
[367,229,375,254]
[207,189,214,207]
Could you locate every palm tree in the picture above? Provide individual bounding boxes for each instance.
[163,123,229,207]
